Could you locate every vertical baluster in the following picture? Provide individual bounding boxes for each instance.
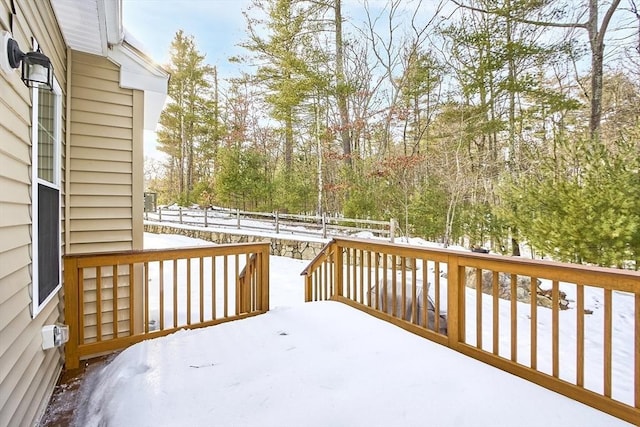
[186,258,192,325]
[346,249,351,300]
[319,263,324,301]
[128,264,134,336]
[411,258,417,324]
[367,251,372,307]
[244,253,250,313]
[359,250,364,305]
[200,257,205,323]
[374,253,379,311]
[435,261,441,333]
[113,264,118,338]
[422,259,428,328]
[510,274,518,362]
[224,255,228,317]
[253,254,258,311]
[401,257,407,320]
[96,267,102,341]
[552,280,560,378]
[604,288,612,397]
[531,276,538,370]
[391,255,397,317]
[459,263,466,343]
[253,255,258,311]
[159,261,164,330]
[173,259,178,327]
[476,268,482,350]
[211,256,216,320]
[79,268,85,344]
[492,271,499,355]
[382,254,388,313]
[143,262,149,333]
[324,260,329,300]
[235,254,240,315]
[321,262,332,300]
[576,284,585,387]
[326,254,338,297]
[352,249,357,301]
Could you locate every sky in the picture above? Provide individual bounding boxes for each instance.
[123,0,252,78]
[121,0,444,79]
[123,0,254,161]
[65,231,635,426]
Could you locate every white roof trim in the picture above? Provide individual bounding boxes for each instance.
[52,0,168,130]
[100,0,124,46]
[108,41,169,131]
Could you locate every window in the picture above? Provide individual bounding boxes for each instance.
[32,79,62,316]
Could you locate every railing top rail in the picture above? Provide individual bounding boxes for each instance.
[65,242,271,268]
[300,240,336,276]
[329,237,640,291]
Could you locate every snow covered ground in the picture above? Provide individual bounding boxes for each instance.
[72,232,633,426]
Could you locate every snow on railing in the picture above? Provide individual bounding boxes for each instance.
[301,237,640,425]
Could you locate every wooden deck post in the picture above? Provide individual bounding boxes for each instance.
[63,256,80,369]
[333,243,343,299]
[446,254,462,349]
[305,275,313,302]
[260,247,270,312]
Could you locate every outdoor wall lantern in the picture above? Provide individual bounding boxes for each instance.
[2,32,53,90]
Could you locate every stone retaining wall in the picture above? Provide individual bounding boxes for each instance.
[144,223,327,260]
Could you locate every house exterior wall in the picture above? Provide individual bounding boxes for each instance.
[1,2,147,425]
[0,1,67,426]
[68,51,145,343]
[67,50,144,254]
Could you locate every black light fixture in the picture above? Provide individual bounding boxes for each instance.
[6,37,54,90]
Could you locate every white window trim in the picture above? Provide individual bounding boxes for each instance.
[31,78,62,317]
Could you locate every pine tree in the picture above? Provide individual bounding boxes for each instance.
[157,30,217,204]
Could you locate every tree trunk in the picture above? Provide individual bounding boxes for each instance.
[285,107,293,171]
[511,237,521,256]
[335,0,352,166]
[316,99,323,216]
[588,0,601,140]
[587,0,621,140]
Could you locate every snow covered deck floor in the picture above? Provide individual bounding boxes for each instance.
[69,301,628,426]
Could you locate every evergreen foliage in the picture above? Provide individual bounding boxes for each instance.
[500,138,640,267]
[214,145,272,211]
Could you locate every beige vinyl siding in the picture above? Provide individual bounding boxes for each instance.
[78,264,135,341]
[68,51,136,253]
[68,51,146,347]
[0,0,67,425]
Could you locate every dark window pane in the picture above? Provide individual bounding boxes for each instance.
[38,183,59,304]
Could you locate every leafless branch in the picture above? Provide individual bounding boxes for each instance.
[597,0,623,48]
[450,0,589,29]
[630,0,640,53]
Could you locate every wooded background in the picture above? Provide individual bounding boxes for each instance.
[145,0,640,268]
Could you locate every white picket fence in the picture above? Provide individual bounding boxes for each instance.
[145,206,397,242]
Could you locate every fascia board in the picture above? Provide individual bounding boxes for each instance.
[108,43,169,130]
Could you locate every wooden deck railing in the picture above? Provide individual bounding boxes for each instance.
[301,237,640,425]
[64,243,270,369]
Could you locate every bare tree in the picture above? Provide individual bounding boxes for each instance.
[452,0,622,140]
[362,0,443,156]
